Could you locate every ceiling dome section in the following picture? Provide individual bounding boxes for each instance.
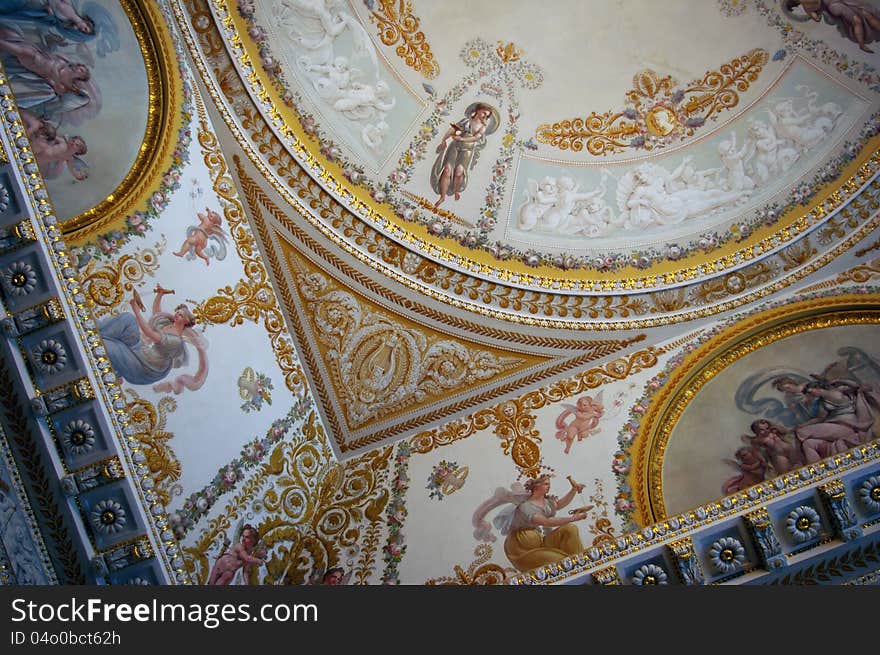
[187,0,880,326]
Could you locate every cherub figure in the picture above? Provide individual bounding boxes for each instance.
[722,445,768,495]
[555,393,604,454]
[517,176,558,231]
[207,523,266,585]
[32,131,87,181]
[173,207,228,266]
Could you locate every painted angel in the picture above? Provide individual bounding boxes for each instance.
[722,444,769,495]
[431,102,499,206]
[472,474,590,573]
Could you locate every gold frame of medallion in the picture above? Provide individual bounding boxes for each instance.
[629,294,880,526]
[59,0,184,243]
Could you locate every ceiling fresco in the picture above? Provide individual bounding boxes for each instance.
[2,0,880,588]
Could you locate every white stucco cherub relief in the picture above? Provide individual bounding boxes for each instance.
[273,0,395,151]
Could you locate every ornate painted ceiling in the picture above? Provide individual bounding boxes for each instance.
[1,0,879,587]
[169,0,880,458]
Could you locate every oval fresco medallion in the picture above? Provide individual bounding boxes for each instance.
[0,0,185,243]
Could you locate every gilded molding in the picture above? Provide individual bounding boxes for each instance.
[287,249,530,429]
[235,158,650,452]
[234,160,654,345]
[536,49,768,155]
[366,0,439,79]
[184,0,880,287]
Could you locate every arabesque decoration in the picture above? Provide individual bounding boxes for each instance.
[183,413,392,585]
[536,48,769,154]
[365,0,439,79]
[409,346,659,472]
[78,240,166,316]
[289,253,525,428]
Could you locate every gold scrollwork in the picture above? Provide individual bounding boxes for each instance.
[366,0,439,78]
[78,241,165,316]
[291,256,524,428]
[690,259,778,305]
[536,49,768,155]
[123,390,181,507]
[189,117,305,392]
[62,0,185,242]
[587,478,617,546]
[425,544,516,585]
[632,298,880,525]
[831,258,880,284]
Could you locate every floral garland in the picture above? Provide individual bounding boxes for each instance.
[71,28,195,266]
[613,282,880,531]
[168,395,313,539]
[380,441,411,584]
[230,2,880,275]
